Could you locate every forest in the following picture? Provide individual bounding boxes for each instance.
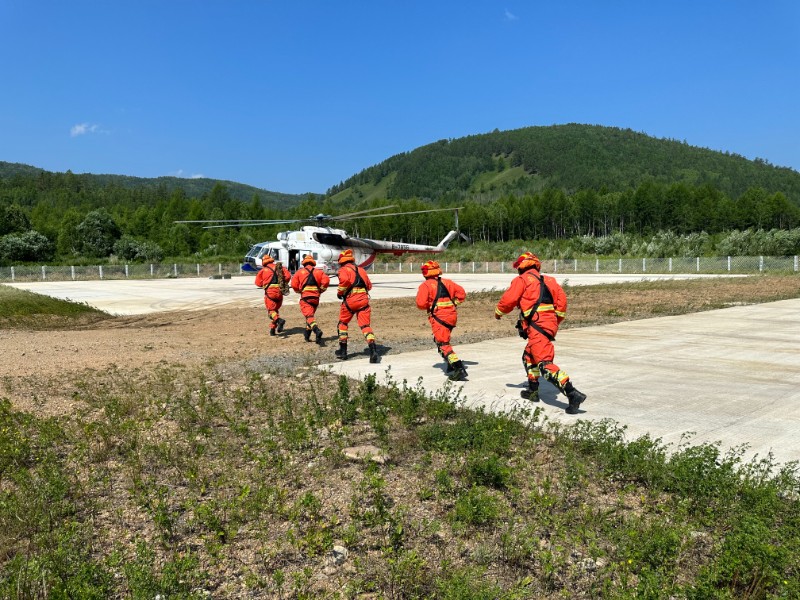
[2,124,800,265]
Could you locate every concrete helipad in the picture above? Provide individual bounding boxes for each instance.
[8,272,798,466]
[324,297,800,466]
[7,272,738,315]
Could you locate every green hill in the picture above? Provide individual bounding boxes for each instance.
[0,161,306,208]
[328,124,800,205]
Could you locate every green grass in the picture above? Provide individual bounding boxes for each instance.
[0,284,106,326]
[1,367,798,598]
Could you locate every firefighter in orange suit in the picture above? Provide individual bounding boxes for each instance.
[335,249,378,362]
[291,254,330,344]
[415,260,468,381]
[495,252,587,414]
[254,256,291,336]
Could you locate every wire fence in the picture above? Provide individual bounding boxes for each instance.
[374,255,800,275]
[0,262,244,282]
[1,255,798,283]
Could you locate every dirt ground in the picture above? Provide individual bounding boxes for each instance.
[3,275,800,416]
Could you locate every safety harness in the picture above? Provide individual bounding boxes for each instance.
[340,264,368,313]
[519,271,556,341]
[300,266,319,302]
[262,265,279,292]
[429,277,456,331]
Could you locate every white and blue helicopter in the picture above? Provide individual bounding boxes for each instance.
[178,206,466,275]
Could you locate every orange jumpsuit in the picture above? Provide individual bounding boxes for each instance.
[336,263,375,345]
[255,263,291,331]
[291,265,330,331]
[416,276,466,368]
[495,269,571,389]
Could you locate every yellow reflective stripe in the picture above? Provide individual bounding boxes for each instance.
[536,303,555,312]
[436,300,455,308]
[302,286,319,292]
[268,284,282,288]
[555,309,566,318]
[495,307,505,316]
[350,287,367,293]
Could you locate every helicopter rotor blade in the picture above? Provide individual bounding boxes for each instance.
[174,218,302,227]
[327,205,398,220]
[199,221,300,229]
[342,206,464,221]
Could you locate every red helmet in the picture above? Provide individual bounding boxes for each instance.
[302,255,316,266]
[512,252,541,272]
[338,249,355,264]
[421,260,441,278]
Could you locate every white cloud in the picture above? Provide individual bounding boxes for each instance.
[168,169,205,179]
[70,122,107,137]
[504,9,518,21]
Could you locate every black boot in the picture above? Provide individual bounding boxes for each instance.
[335,343,348,360]
[447,360,468,381]
[303,328,312,342]
[276,318,286,333]
[313,325,323,344]
[520,381,539,402]
[564,382,586,415]
[269,328,276,337]
[368,342,379,364]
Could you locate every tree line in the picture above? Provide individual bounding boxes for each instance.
[2,170,800,264]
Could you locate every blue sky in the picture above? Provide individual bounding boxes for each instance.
[1,1,798,195]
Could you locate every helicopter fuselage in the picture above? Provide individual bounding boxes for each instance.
[242,225,459,274]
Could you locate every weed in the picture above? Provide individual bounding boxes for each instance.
[451,486,502,528]
[465,451,514,490]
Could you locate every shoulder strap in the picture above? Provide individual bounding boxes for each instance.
[341,264,364,298]
[301,266,318,291]
[522,272,552,325]
[430,277,453,314]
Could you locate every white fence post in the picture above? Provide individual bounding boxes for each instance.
[173,264,178,277]
[10,266,14,282]
[219,263,222,275]
[643,258,646,273]
[618,258,622,273]
[99,265,104,280]
[595,258,599,273]
[472,262,475,273]
[71,266,76,280]
[759,256,764,273]
[125,264,129,278]
[696,257,700,272]
[795,256,799,272]
[197,264,200,276]
[728,256,731,272]
[42,265,46,280]
[574,259,577,272]
[669,257,672,272]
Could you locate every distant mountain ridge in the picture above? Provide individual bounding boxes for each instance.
[0,161,306,208]
[5,123,800,211]
[329,124,800,206]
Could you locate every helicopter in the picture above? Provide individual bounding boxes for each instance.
[176,206,467,274]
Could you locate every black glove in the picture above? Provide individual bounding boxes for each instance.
[515,320,528,339]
